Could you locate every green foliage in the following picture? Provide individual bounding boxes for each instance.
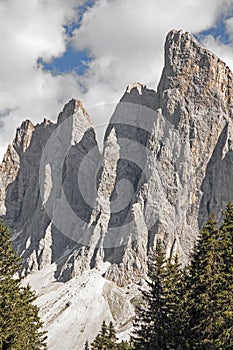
[91,321,109,349]
[117,341,132,350]
[131,203,233,349]
[0,221,21,279]
[88,321,132,350]
[0,220,47,350]
[184,214,220,349]
[132,240,184,349]
[184,205,233,349]
[83,204,233,349]
[217,202,233,348]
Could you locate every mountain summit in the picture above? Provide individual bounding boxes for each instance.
[0,29,232,349]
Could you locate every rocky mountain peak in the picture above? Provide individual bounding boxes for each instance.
[57,98,94,147]
[57,98,92,125]
[158,29,233,117]
[126,82,147,95]
[13,119,35,155]
[0,144,19,215]
[0,29,232,349]
[119,82,158,111]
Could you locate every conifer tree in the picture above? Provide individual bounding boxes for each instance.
[163,254,187,349]
[0,221,47,349]
[132,239,166,349]
[117,340,132,349]
[131,205,233,350]
[185,215,220,349]
[214,202,233,349]
[91,321,115,349]
[132,239,184,349]
[185,207,233,349]
[90,321,132,349]
[108,321,117,344]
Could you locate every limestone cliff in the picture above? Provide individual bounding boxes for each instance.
[100,30,233,284]
[1,29,233,349]
[1,99,100,276]
[0,28,232,299]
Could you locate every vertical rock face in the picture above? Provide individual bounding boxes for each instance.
[198,121,233,225]
[1,99,101,276]
[104,30,233,284]
[0,144,19,216]
[0,29,233,349]
[0,30,232,287]
[158,30,233,114]
[156,30,232,228]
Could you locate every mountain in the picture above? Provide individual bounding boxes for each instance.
[0,29,232,349]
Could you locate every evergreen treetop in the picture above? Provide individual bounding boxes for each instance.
[0,220,47,350]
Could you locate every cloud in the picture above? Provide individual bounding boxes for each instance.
[0,0,84,153]
[201,35,233,71]
[73,0,232,106]
[199,5,233,70]
[70,0,233,140]
[0,0,233,160]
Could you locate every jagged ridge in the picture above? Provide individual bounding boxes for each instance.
[0,29,232,349]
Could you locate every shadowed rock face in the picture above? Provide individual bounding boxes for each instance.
[0,30,232,286]
[103,30,233,285]
[1,99,101,276]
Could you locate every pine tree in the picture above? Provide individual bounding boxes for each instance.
[185,214,220,349]
[132,239,184,350]
[132,239,166,349]
[0,221,21,278]
[214,202,233,349]
[185,207,233,349]
[0,221,47,349]
[108,321,117,349]
[131,205,233,350]
[163,254,187,349]
[89,321,132,349]
[117,340,132,349]
[91,321,113,349]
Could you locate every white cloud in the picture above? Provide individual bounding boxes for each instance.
[0,0,84,155]
[69,0,233,143]
[73,0,231,106]
[200,4,233,71]
[201,35,233,71]
[0,0,233,160]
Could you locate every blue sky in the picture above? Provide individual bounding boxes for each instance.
[197,19,230,44]
[39,48,91,75]
[40,7,232,76]
[39,1,95,75]
[0,0,233,158]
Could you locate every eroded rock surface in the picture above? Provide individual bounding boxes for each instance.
[1,99,100,276]
[0,29,233,348]
[103,30,233,284]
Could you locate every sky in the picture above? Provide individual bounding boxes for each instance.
[0,0,233,158]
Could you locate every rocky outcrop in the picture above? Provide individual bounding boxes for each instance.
[0,120,34,216]
[102,30,233,283]
[158,30,233,117]
[0,144,19,215]
[0,28,233,349]
[156,30,232,230]
[0,30,232,286]
[1,99,100,276]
